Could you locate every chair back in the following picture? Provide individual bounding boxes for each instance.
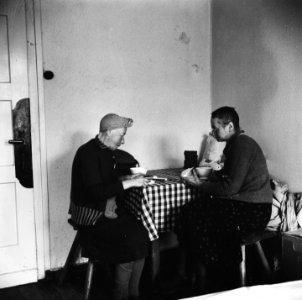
[115,149,139,176]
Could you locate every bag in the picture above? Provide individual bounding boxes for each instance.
[266,179,288,231]
[281,192,302,232]
[115,149,139,176]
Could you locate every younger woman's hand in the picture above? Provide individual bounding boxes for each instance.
[182,168,204,187]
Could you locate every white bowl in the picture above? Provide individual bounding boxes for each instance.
[195,166,212,178]
[130,167,148,175]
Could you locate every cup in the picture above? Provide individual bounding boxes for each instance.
[195,166,212,178]
[130,167,148,175]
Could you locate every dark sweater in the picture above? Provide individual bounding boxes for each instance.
[200,134,272,204]
[70,138,124,214]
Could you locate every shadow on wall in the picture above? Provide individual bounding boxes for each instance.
[275,0,302,21]
[55,131,90,208]
[48,131,90,267]
[211,0,278,126]
[155,134,209,169]
[159,136,181,168]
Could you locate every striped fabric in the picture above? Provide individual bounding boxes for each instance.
[69,201,103,226]
[266,179,288,231]
[296,193,302,228]
[281,192,302,232]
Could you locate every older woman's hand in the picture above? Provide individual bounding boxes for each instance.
[122,177,149,190]
[119,174,144,181]
[131,177,149,187]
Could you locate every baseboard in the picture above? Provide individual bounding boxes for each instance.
[0,269,38,289]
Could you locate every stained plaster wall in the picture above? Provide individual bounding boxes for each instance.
[41,0,211,269]
[211,0,302,192]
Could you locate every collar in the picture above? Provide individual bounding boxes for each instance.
[95,135,110,150]
[224,130,245,152]
[94,136,117,168]
[229,130,244,141]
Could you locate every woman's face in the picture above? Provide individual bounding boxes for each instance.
[211,117,233,142]
[107,127,127,150]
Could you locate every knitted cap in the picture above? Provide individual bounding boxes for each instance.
[99,113,133,132]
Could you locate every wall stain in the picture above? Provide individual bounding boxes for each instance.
[179,32,190,44]
[211,0,278,109]
[192,64,202,73]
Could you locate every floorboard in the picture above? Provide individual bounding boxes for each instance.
[0,243,284,300]
[0,262,190,300]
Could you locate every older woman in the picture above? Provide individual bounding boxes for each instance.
[70,113,149,300]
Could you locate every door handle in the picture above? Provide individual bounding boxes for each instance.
[8,139,25,145]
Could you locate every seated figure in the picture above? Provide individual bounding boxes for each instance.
[177,106,272,294]
[69,113,150,300]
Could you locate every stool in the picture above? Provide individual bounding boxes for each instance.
[59,219,96,300]
[239,229,278,286]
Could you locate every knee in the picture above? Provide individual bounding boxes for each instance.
[118,262,134,273]
[115,262,134,285]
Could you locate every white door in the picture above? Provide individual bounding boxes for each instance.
[0,0,38,288]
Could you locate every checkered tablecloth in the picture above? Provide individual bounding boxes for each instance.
[125,168,200,241]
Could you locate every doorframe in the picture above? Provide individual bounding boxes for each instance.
[26,0,50,278]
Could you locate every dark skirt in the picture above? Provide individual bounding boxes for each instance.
[176,194,272,267]
[78,207,149,264]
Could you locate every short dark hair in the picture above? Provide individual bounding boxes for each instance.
[211,106,240,131]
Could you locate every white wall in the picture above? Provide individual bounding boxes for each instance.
[211,0,302,191]
[41,0,211,269]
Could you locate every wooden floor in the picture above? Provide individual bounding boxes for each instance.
[0,264,285,300]
[0,241,284,300]
[0,261,193,300]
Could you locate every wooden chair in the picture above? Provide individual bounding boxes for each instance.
[115,149,139,176]
[239,229,278,286]
[59,219,96,300]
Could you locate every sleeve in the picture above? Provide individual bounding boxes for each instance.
[79,148,124,210]
[200,137,254,196]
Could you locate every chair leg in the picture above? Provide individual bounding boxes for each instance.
[151,240,160,281]
[239,244,246,287]
[84,260,95,300]
[254,241,273,281]
[59,231,81,285]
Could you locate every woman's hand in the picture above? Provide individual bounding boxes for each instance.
[190,168,204,186]
[182,168,204,187]
[122,176,149,190]
[119,174,144,181]
[131,177,149,187]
